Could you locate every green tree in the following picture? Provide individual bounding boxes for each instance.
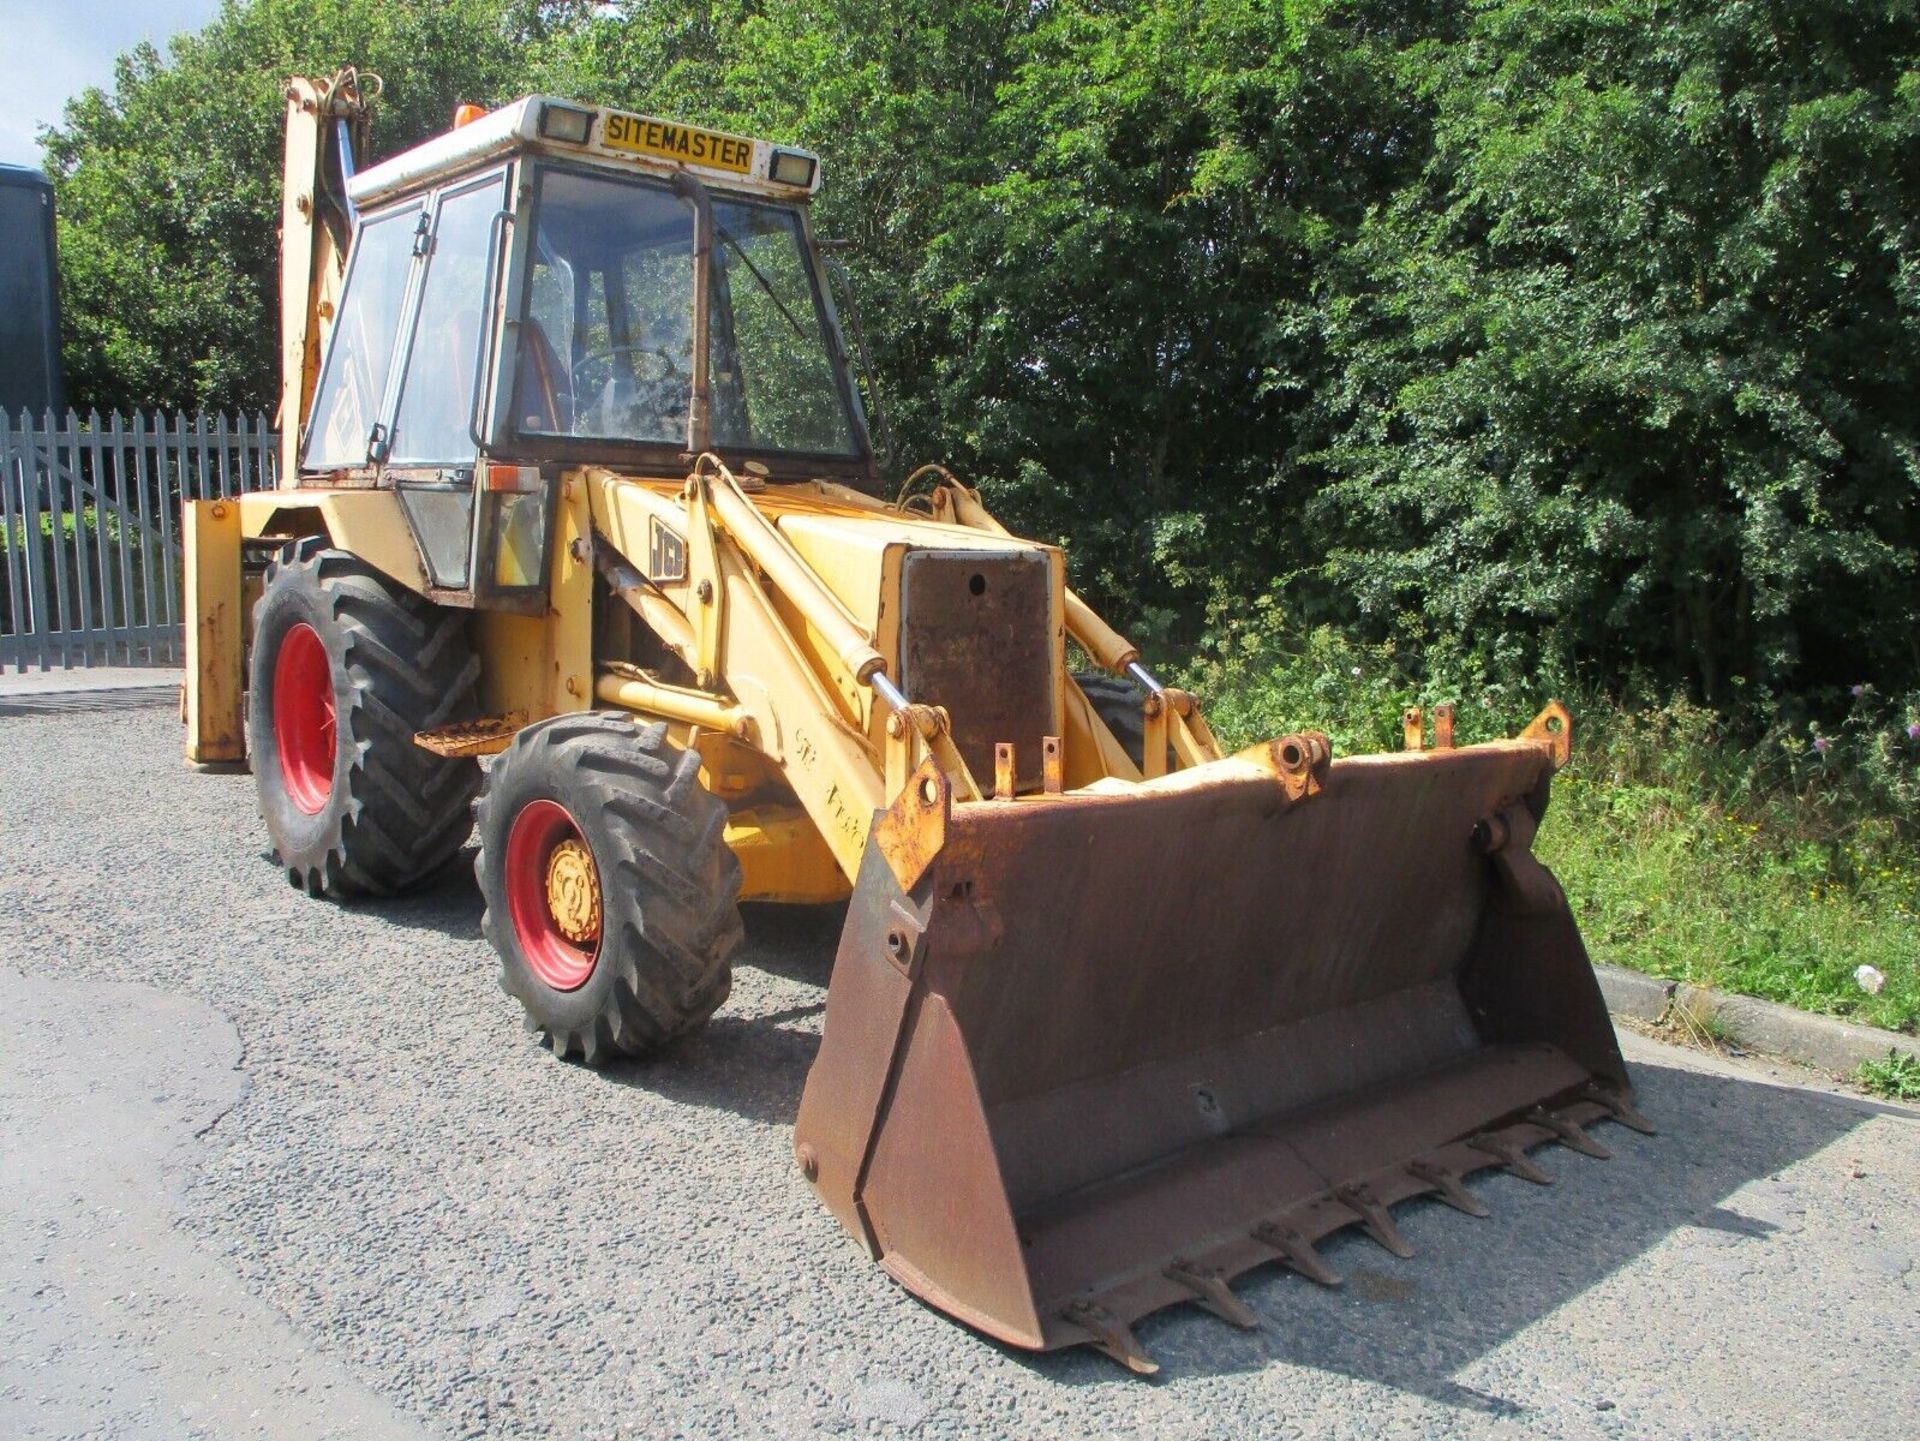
[38,0,1920,715]
[1293,0,1920,704]
[929,0,1453,627]
[43,0,537,413]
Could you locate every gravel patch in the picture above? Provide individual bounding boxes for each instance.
[2,707,1916,1440]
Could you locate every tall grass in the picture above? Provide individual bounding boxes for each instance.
[1176,622,1920,1035]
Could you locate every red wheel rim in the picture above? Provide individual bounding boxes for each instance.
[505,799,602,991]
[273,622,336,815]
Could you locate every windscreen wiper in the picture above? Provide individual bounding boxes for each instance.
[714,223,810,344]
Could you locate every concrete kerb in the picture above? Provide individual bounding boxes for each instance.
[0,665,183,696]
[1597,963,1920,1078]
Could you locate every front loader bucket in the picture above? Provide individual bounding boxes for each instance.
[792,717,1648,1370]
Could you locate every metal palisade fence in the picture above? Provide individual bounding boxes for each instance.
[0,409,278,670]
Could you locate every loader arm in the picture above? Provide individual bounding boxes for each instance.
[588,457,988,885]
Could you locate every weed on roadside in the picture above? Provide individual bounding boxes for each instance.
[1856,1050,1920,1100]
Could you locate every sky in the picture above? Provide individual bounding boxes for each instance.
[0,0,221,169]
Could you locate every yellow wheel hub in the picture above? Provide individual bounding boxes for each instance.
[544,838,602,947]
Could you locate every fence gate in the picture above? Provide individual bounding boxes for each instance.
[1,409,278,670]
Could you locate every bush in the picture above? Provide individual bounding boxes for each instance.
[1178,618,1920,1035]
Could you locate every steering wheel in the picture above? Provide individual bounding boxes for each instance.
[567,344,688,439]
[569,344,683,391]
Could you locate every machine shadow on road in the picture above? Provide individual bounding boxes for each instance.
[577,901,843,1128]
[1008,1058,1905,1406]
[321,845,490,943]
[348,874,1901,1409]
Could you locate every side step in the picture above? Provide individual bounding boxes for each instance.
[414,711,525,757]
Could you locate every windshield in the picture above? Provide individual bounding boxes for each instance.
[513,166,860,457]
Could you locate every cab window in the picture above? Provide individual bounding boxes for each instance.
[709,200,856,456]
[388,176,506,464]
[515,168,694,445]
[303,203,420,469]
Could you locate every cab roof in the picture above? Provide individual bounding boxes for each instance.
[346,96,823,210]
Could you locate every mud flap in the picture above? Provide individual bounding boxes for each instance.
[793,734,1645,1369]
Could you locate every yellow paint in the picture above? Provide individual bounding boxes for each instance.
[210,455,1218,893]
[236,489,427,591]
[600,112,754,174]
[476,472,593,720]
[727,806,852,904]
[545,838,602,944]
[182,500,244,764]
[594,671,746,734]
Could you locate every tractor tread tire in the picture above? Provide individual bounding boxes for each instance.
[475,713,743,1066]
[1074,670,1149,771]
[248,537,482,897]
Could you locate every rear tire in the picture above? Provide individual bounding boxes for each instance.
[475,713,743,1065]
[247,537,482,896]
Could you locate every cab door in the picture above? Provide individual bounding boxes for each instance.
[381,168,513,599]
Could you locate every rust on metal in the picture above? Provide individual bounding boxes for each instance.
[1063,1302,1158,1375]
[795,715,1642,1372]
[1470,1134,1555,1184]
[1233,730,1332,803]
[1252,1221,1343,1288]
[1141,695,1170,780]
[1040,735,1063,795]
[412,711,527,757]
[1528,1106,1611,1159]
[1477,802,1568,916]
[869,756,950,892]
[1402,705,1424,751]
[183,499,246,764]
[1583,1083,1658,1135]
[993,742,1016,801]
[1434,703,1456,749]
[1407,1159,1491,1218]
[1521,699,1574,768]
[899,549,1056,792]
[1163,1261,1261,1329]
[1337,1186,1415,1259]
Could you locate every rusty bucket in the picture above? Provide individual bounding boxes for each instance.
[792,709,1648,1370]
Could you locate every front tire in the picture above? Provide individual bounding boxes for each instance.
[475,713,743,1065]
[1074,671,1150,771]
[247,537,482,896]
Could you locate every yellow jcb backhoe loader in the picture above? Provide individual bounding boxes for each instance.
[181,72,1650,1372]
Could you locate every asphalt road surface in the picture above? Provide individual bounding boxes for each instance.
[2,697,1916,1440]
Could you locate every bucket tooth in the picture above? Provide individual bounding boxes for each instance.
[1064,1301,1159,1375]
[1582,1083,1658,1135]
[1407,1160,1491,1218]
[1337,1186,1415,1259]
[1252,1221,1343,1288]
[1470,1134,1554,1185]
[1164,1261,1261,1330]
[1529,1107,1611,1159]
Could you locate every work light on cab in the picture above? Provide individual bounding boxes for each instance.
[769,149,817,188]
[537,101,593,145]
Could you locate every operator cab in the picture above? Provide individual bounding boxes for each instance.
[299,97,872,607]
